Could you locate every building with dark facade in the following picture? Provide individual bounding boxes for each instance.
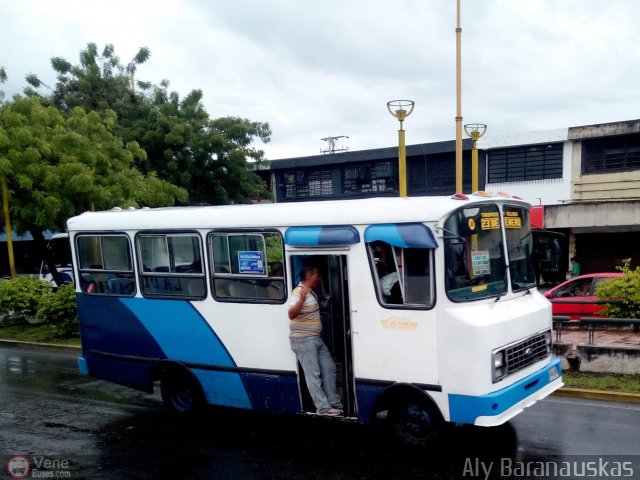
[266,139,481,202]
[265,119,640,284]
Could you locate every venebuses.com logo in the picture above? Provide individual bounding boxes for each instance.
[6,455,72,478]
[7,456,30,479]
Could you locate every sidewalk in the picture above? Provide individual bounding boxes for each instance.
[554,326,640,351]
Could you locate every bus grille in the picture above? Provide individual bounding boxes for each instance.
[504,333,549,376]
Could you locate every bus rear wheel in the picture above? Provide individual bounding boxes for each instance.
[160,369,205,415]
[390,396,441,447]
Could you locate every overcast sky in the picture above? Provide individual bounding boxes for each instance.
[1,0,638,160]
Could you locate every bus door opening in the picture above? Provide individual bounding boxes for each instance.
[289,254,356,418]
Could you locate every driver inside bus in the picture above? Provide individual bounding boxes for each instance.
[288,265,343,417]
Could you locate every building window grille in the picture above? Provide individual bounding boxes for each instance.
[488,144,563,183]
[343,161,396,196]
[582,134,640,174]
[280,168,333,199]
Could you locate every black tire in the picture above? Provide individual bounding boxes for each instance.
[390,395,441,447]
[160,369,205,416]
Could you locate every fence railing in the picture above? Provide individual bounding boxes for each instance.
[580,317,640,345]
[552,315,640,345]
[552,316,571,342]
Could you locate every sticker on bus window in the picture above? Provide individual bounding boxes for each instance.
[504,211,522,229]
[238,251,265,274]
[472,251,491,275]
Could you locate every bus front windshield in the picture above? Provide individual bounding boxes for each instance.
[444,204,507,301]
[504,206,536,291]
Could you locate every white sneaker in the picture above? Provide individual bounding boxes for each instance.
[317,408,342,416]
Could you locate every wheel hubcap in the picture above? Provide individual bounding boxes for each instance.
[403,404,431,438]
[171,382,194,411]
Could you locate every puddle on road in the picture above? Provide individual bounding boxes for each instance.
[5,356,37,375]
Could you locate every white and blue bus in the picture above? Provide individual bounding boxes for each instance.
[68,194,562,445]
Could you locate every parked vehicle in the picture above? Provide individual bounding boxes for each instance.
[543,273,622,319]
[39,233,74,288]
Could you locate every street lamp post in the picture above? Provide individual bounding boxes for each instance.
[464,123,487,193]
[387,100,415,198]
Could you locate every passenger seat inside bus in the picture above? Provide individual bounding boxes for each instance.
[228,281,268,298]
[107,278,135,295]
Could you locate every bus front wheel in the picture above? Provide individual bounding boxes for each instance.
[160,368,205,415]
[390,396,441,447]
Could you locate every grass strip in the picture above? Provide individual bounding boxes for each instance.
[0,323,80,346]
[562,371,640,394]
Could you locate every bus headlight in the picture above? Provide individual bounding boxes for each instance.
[544,330,552,352]
[492,351,506,382]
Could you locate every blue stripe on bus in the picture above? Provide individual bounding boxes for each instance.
[364,223,438,249]
[77,294,165,360]
[120,298,252,408]
[121,298,234,366]
[285,225,360,246]
[448,358,561,424]
[240,373,301,415]
[77,294,253,409]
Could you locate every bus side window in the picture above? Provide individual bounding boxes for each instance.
[76,235,136,297]
[209,232,285,302]
[137,233,206,300]
[368,241,433,308]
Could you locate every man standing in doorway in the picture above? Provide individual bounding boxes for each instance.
[568,257,580,279]
[288,265,343,416]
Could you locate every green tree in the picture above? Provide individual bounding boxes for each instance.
[26,43,272,204]
[0,96,187,245]
[595,259,640,318]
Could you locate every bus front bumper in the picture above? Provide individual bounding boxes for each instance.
[448,358,563,426]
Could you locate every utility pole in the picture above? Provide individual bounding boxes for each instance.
[1,175,16,278]
[455,0,463,193]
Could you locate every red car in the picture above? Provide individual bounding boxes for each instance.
[543,273,623,320]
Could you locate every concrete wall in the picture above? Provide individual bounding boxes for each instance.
[552,343,572,371]
[575,345,640,374]
[568,119,640,140]
[553,343,640,374]
[571,142,640,200]
[545,200,640,232]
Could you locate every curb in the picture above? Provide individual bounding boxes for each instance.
[553,387,640,404]
[0,338,81,355]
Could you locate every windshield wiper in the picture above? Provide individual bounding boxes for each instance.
[517,285,532,295]
[494,263,510,302]
[494,289,506,302]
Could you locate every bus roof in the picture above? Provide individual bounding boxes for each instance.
[66,195,530,232]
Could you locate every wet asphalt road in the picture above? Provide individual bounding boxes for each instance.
[1,344,639,480]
